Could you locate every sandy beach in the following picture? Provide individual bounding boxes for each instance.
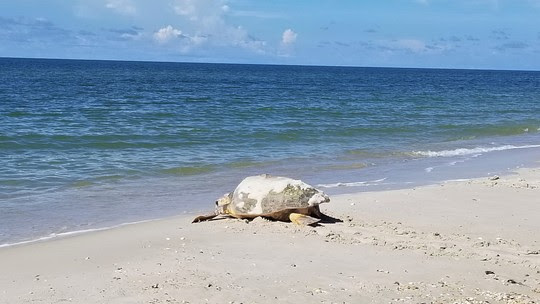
[1,167,539,304]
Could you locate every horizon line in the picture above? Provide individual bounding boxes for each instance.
[1,56,539,73]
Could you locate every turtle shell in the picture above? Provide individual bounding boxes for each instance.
[228,174,330,215]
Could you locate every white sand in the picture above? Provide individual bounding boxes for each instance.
[1,168,539,303]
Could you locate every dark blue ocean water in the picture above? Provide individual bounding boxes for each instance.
[1,58,540,245]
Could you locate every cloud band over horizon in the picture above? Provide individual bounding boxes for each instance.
[0,0,539,70]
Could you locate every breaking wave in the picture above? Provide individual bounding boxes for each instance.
[413,144,540,158]
[317,178,387,188]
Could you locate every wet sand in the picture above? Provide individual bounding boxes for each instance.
[1,168,539,303]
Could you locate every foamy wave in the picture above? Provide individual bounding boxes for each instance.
[317,178,387,188]
[0,219,154,248]
[414,144,540,158]
[444,178,473,183]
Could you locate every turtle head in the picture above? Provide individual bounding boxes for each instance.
[215,192,233,215]
[192,193,233,223]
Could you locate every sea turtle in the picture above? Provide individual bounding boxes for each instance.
[192,174,333,226]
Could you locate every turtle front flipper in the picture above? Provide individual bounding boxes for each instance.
[192,214,219,223]
[310,205,343,223]
[289,213,320,226]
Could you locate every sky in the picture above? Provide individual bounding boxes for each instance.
[0,0,540,70]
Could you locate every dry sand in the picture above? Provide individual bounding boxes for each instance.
[1,168,539,304]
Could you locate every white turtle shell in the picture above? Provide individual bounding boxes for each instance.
[228,174,330,215]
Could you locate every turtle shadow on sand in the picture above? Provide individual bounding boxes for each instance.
[257,209,343,226]
[192,174,343,226]
[309,212,343,225]
[194,206,343,226]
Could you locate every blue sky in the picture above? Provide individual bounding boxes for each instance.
[1,0,539,70]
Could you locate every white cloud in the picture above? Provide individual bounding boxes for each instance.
[281,29,298,45]
[153,25,182,44]
[173,0,196,18]
[172,0,229,21]
[169,0,266,53]
[189,34,208,46]
[105,0,137,15]
[278,29,298,57]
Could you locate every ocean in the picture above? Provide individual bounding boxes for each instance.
[1,57,540,246]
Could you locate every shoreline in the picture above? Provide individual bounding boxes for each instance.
[0,219,161,249]
[1,166,539,303]
[2,152,538,250]
[3,142,540,248]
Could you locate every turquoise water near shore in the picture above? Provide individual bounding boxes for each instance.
[1,58,540,245]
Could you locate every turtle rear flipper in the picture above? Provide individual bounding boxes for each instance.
[192,214,218,223]
[289,213,320,226]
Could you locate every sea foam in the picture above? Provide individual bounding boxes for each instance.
[0,219,154,249]
[317,178,387,188]
[414,144,540,158]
